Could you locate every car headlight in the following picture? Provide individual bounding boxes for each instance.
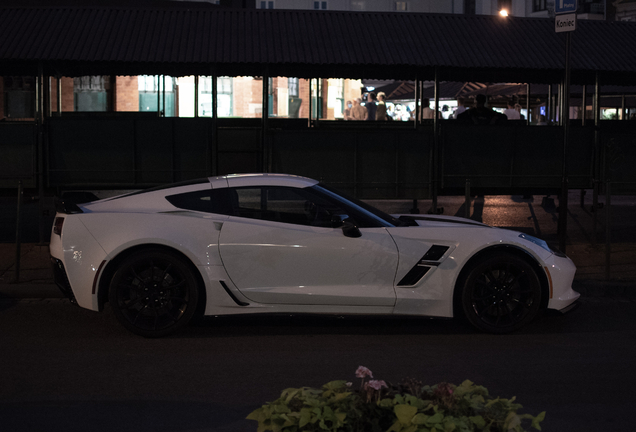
[518,233,567,257]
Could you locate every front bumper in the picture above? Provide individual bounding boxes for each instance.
[545,253,580,311]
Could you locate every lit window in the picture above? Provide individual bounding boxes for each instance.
[288,78,299,97]
[394,1,408,11]
[532,0,546,12]
[198,76,233,117]
[351,0,365,10]
[138,76,173,92]
[77,76,105,91]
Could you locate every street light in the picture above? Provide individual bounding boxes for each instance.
[499,9,509,17]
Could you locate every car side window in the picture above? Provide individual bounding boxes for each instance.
[234,186,343,227]
[165,188,234,215]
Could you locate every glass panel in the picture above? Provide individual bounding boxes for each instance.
[137,75,175,116]
[234,186,345,227]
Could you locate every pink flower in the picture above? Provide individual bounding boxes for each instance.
[355,366,373,379]
[367,380,387,391]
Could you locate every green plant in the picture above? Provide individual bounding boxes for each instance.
[247,367,545,432]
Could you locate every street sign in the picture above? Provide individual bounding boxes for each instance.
[555,0,577,15]
[555,13,577,33]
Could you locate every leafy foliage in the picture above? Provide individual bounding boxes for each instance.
[247,368,545,432]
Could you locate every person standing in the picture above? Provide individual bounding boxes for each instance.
[343,100,352,120]
[457,94,507,125]
[421,98,440,119]
[365,92,377,121]
[503,100,520,120]
[453,97,467,118]
[350,98,367,120]
[376,92,387,121]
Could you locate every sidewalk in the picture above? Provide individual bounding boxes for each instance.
[1,192,635,299]
[0,243,63,299]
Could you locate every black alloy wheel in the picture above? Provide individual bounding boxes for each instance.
[460,252,542,334]
[108,249,199,337]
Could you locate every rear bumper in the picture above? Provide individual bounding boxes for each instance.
[50,257,77,304]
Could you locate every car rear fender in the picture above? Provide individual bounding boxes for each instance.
[56,216,108,311]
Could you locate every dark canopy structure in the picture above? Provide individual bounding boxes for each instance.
[1,5,635,85]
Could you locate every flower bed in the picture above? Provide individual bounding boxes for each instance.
[247,366,544,432]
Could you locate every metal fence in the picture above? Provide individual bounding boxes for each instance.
[1,118,636,197]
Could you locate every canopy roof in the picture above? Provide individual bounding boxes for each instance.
[1,5,635,85]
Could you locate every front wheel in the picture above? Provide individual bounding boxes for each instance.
[108,249,200,337]
[459,253,542,334]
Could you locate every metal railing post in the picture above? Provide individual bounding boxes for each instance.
[592,73,601,244]
[605,179,611,280]
[465,179,471,219]
[14,181,23,283]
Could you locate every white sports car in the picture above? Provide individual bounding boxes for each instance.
[50,174,579,337]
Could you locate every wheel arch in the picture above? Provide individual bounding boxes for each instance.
[97,243,207,315]
[452,244,550,318]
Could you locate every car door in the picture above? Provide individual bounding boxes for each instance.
[217,186,399,306]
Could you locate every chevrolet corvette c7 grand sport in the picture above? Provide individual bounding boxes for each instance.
[50,174,579,337]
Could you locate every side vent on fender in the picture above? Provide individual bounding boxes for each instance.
[220,281,249,306]
[397,245,450,287]
[421,245,449,261]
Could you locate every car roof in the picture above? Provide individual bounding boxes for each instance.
[212,173,318,189]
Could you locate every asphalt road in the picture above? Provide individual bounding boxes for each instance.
[1,295,635,432]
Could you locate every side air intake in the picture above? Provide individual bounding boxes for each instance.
[397,245,449,287]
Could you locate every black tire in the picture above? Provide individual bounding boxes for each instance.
[459,252,542,334]
[108,249,199,337]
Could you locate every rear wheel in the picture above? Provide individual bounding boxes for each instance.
[459,252,542,334]
[108,249,199,337]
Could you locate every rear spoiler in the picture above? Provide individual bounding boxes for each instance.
[54,191,99,214]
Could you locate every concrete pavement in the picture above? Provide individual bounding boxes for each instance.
[1,191,635,300]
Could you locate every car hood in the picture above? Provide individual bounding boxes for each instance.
[392,214,490,228]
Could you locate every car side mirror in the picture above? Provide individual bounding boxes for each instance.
[331,214,361,238]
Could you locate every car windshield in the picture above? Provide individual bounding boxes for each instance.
[311,184,406,228]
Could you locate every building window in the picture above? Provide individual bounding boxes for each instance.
[394,1,408,11]
[198,76,233,117]
[75,76,105,92]
[579,0,605,15]
[75,76,107,112]
[139,75,175,93]
[351,0,365,10]
[288,78,299,97]
[314,1,327,10]
[259,1,274,9]
[328,78,344,119]
[218,77,232,94]
[138,75,175,116]
[532,0,547,12]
